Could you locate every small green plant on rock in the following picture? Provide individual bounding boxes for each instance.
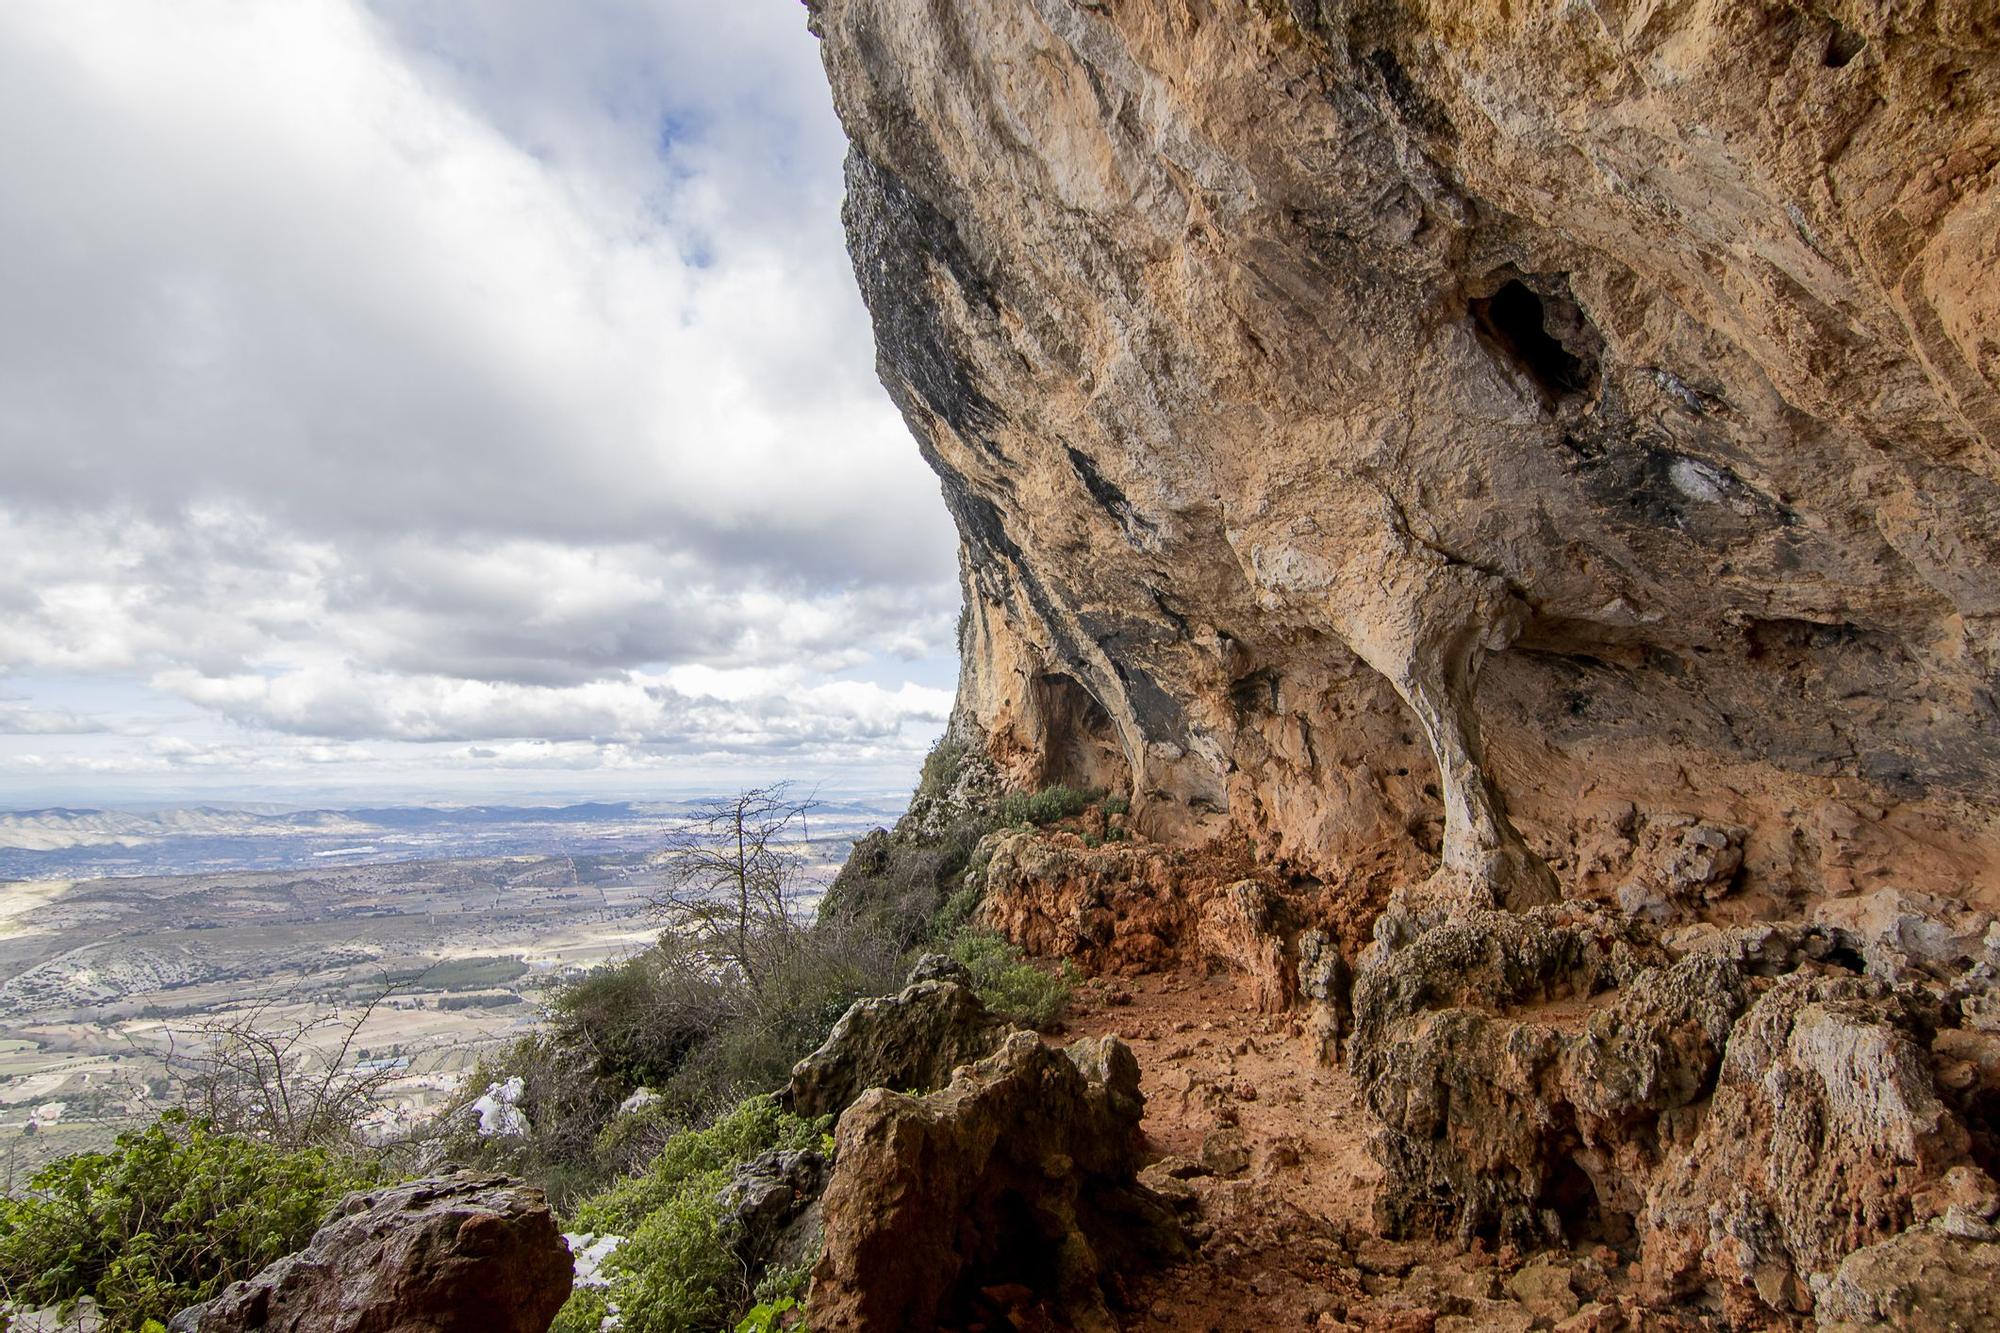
[0,1111,374,1332]
[995,784,1100,828]
[734,1296,802,1332]
[554,1095,827,1333]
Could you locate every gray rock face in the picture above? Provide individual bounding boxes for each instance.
[904,952,974,987]
[785,976,1008,1119]
[1815,1226,2000,1331]
[719,1146,830,1282]
[171,1173,571,1333]
[1345,897,2000,1322]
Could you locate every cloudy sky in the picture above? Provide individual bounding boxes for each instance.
[0,0,961,807]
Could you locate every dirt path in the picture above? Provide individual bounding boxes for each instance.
[1062,969,1661,1332]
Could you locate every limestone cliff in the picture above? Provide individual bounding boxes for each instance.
[810,0,2000,916]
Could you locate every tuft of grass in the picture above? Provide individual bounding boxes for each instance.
[995,784,1101,827]
[948,932,1075,1029]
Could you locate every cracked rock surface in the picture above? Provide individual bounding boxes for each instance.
[810,0,2000,910]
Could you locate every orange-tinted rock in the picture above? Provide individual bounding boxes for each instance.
[810,1031,1181,1331]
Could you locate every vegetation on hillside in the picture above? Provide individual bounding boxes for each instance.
[0,1112,375,1331]
[0,756,1110,1332]
[552,1095,827,1333]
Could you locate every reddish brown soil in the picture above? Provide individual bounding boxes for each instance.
[1060,969,1677,1333]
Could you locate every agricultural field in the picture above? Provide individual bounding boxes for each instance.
[0,799,897,1184]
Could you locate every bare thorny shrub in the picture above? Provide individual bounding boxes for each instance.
[164,976,428,1154]
[647,782,823,994]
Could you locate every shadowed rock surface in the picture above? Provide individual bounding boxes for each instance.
[171,1174,570,1333]
[810,1030,1182,1331]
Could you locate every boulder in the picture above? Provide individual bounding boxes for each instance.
[785,975,1007,1119]
[1641,974,1986,1316]
[810,1031,1181,1331]
[1812,888,1998,984]
[1195,879,1296,1013]
[1349,897,2000,1321]
[1814,1226,2000,1331]
[905,951,973,987]
[172,1173,570,1333]
[718,1145,830,1281]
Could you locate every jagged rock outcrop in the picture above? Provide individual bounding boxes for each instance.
[810,0,2000,913]
[785,965,1008,1119]
[810,1030,1182,1331]
[978,829,1374,1026]
[171,1174,570,1333]
[1345,897,2000,1322]
[719,1145,831,1283]
[1815,1224,2000,1330]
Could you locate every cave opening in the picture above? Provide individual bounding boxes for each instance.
[1469,278,1599,402]
[1031,671,1132,795]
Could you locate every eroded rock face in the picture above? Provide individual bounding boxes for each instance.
[172,1174,570,1333]
[810,0,2000,912]
[810,1030,1181,1331]
[1816,1225,2000,1330]
[786,969,1008,1119]
[1346,898,2000,1322]
[812,0,2000,1322]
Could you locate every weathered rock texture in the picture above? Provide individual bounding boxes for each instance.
[811,1030,1181,1331]
[172,1174,570,1333]
[1345,897,2000,1321]
[785,967,1008,1119]
[812,0,2000,1323]
[811,0,2000,913]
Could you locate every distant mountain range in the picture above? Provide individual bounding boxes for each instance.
[0,798,903,881]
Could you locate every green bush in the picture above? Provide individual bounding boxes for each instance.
[556,1096,828,1333]
[434,1033,624,1214]
[915,734,970,801]
[549,939,731,1090]
[734,1297,800,1332]
[548,1286,612,1333]
[995,785,1100,828]
[948,932,1074,1029]
[442,920,895,1209]
[930,878,984,945]
[0,1112,374,1331]
[817,817,990,951]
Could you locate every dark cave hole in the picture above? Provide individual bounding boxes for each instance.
[1032,671,1132,794]
[1469,279,1598,402]
[1824,23,1866,69]
[949,1188,1059,1322]
[1543,1154,1627,1244]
